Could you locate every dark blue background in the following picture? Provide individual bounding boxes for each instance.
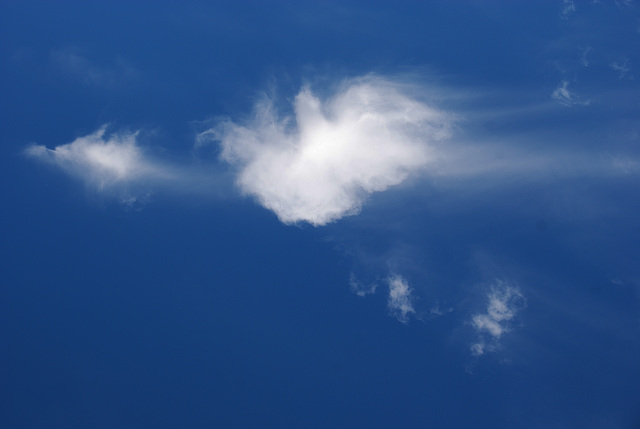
[2,1,639,427]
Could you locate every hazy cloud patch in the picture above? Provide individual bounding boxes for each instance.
[612,157,640,175]
[560,0,577,19]
[349,273,378,297]
[580,47,592,67]
[387,274,416,323]
[470,281,526,356]
[610,58,631,79]
[429,301,453,318]
[551,80,590,106]
[50,47,138,88]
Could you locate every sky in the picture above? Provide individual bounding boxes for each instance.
[1,1,640,428]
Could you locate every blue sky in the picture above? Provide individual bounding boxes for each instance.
[2,1,640,428]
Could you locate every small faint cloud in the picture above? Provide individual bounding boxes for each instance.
[470,281,526,356]
[387,274,416,323]
[610,58,631,79]
[349,273,378,297]
[50,47,138,88]
[580,47,592,67]
[614,0,633,7]
[612,157,640,175]
[429,301,453,318]
[551,80,590,106]
[551,60,567,74]
[560,0,577,19]
[119,192,153,212]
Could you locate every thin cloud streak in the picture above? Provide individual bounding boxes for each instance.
[580,47,592,67]
[50,47,138,89]
[24,75,637,215]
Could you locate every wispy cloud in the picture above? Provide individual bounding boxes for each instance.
[614,0,633,7]
[580,47,592,67]
[206,75,453,226]
[551,80,590,106]
[24,126,232,203]
[429,301,453,318]
[612,157,640,175]
[25,126,159,188]
[470,282,526,356]
[610,58,631,79]
[349,273,378,297]
[560,0,577,19]
[387,274,416,323]
[50,47,138,88]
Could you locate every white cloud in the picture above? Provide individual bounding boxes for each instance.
[208,75,452,226]
[551,80,590,106]
[470,281,525,356]
[24,126,170,194]
[387,274,416,323]
[25,126,233,204]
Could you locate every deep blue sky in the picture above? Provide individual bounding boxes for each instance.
[2,1,640,428]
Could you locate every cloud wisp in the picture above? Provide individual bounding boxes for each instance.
[470,282,526,356]
[50,47,138,89]
[349,273,378,297]
[387,274,416,323]
[24,125,234,204]
[580,47,592,67]
[560,0,577,19]
[551,80,590,106]
[610,58,631,80]
[25,126,161,188]
[206,76,453,226]
[24,126,193,208]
